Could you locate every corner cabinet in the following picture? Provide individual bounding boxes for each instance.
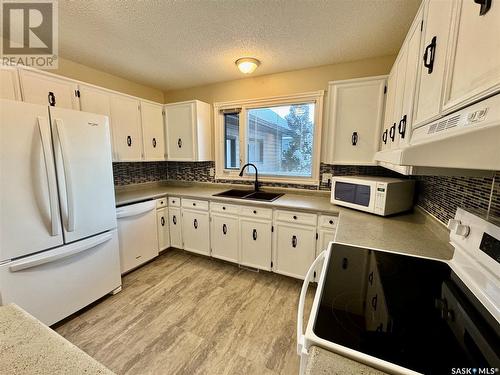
[140,101,165,161]
[325,76,387,165]
[164,100,212,161]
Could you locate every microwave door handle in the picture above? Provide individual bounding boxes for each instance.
[54,119,75,232]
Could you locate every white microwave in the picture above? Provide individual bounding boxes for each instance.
[331,176,415,216]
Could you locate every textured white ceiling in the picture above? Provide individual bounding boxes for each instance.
[59,0,421,91]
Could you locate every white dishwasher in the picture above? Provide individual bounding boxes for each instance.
[116,200,159,274]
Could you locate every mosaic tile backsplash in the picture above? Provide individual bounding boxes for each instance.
[113,161,499,225]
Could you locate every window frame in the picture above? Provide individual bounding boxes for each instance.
[214,91,324,185]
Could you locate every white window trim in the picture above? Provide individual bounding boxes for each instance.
[214,91,324,186]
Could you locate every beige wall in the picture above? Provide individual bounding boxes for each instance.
[53,57,164,102]
[163,55,395,104]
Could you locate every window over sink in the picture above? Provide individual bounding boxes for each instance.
[215,91,324,185]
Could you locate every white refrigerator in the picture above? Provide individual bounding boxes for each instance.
[0,99,121,326]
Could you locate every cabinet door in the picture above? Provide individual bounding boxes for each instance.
[19,69,79,109]
[110,94,143,161]
[0,67,21,100]
[381,69,397,151]
[78,85,117,160]
[169,207,183,249]
[413,0,454,128]
[239,218,272,271]
[157,207,170,251]
[165,102,194,161]
[328,77,386,165]
[181,209,210,256]
[444,0,500,110]
[398,7,424,147]
[141,101,165,161]
[315,229,335,280]
[273,223,316,279]
[210,213,239,263]
[389,49,408,149]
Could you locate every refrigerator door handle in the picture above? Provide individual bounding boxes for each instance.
[9,232,113,272]
[54,118,75,232]
[37,116,59,237]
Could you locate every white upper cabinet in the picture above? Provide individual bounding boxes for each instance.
[140,101,165,161]
[381,68,397,151]
[413,0,455,128]
[443,0,500,111]
[325,76,386,165]
[0,67,21,100]
[19,69,79,110]
[78,85,117,160]
[110,93,143,161]
[164,100,212,161]
[397,5,424,146]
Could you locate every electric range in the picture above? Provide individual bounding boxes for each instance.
[298,208,500,375]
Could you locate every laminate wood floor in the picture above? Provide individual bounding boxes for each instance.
[55,249,315,375]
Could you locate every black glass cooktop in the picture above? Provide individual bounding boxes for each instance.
[313,244,500,374]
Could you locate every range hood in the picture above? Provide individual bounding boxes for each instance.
[375,93,500,172]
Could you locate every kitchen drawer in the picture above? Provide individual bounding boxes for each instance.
[318,214,338,229]
[182,198,209,211]
[210,202,240,215]
[156,197,167,208]
[168,196,180,207]
[239,206,273,220]
[274,210,317,226]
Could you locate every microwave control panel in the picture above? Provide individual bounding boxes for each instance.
[374,183,387,214]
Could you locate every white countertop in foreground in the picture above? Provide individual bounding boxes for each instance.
[0,304,114,375]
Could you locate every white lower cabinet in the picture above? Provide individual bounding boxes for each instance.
[315,215,338,280]
[210,211,239,263]
[168,207,183,249]
[181,207,210,256]
[273,223,316,279]
[239,216,272,271]
[157,207,170,251]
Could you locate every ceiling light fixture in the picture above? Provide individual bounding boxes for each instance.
[235,57,260,74]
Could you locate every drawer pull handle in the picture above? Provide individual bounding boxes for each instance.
[193,202,196,206]
[222,206,226,210]
[193,218,198,229]
[382,129,388,144]
[252,229,257,241]
[127,135,132,147]
[389,123,396,141]
[292,235,297,248]
[368,271,374,286]
[152,138,157,148]
[293,215,297,220]
[351,131,358,146]
[48,91,56,106]
[222,224,227,235]
[329,220,333,225]
[423,36,437,74]
[172,215,177,225]
[177,138,182,148]
[253,210,257,214]
[160,216,165,226]
[398,115,407,139]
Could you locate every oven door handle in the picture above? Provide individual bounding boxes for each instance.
[297,250,326,355]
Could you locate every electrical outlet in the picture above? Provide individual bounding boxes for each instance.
[209,168,215,177]
[322,173,333,184]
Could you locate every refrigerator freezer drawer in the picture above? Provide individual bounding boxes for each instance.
[0,230,121,326]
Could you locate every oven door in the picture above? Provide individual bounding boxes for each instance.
[331,179,376,213]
